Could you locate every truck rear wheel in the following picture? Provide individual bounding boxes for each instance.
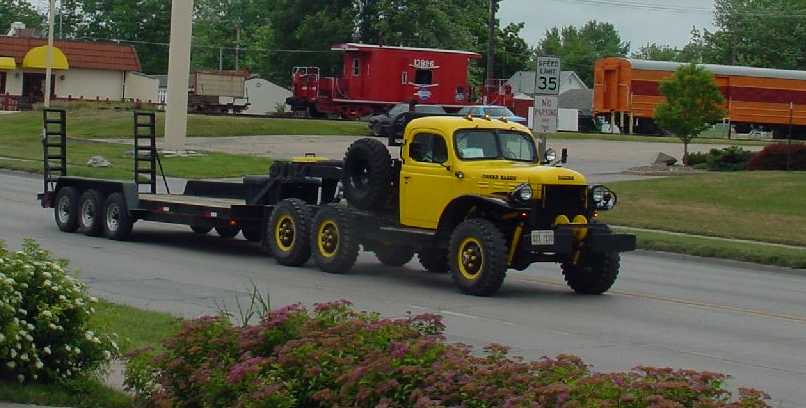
[449,219,508,297]
[103,193,133,241]
[417,248,449,274]
[374,245,414,267]
[561,253,620,295]
[79,189,104,237]
[54,187,80,233]
[311,205,359,274]
[342,138,392,210]
[267,199,312,266]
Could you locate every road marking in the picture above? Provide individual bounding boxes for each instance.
[517,276,806,324]
[440,310,481,320]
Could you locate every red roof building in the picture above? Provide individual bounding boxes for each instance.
[0,29,157,109]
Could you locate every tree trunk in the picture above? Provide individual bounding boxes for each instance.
[683,142,689,166]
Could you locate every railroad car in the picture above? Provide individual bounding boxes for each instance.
[594,57,806,138]
[287,43,480,119]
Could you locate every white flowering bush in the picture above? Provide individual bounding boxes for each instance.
[0,240,118,383]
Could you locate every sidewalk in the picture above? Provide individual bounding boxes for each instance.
[614,225,806,251]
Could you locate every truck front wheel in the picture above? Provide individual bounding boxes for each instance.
[311,205,359,274]
[267,199,312,266]
[449,219,508,297]
[561,252,620,295]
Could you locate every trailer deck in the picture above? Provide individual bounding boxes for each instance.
[138,194,245,208]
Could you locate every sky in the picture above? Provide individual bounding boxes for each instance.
[500,0,716,50]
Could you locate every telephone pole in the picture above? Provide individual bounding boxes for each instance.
[486,0,497,83]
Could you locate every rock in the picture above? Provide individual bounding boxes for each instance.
[653,152,678,166]
[87,155,111,168]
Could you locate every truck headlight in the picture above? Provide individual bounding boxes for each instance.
[590,185,617,211]
[512,183,533,203]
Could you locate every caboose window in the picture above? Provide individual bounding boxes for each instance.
[401,71,408,84]
[414,69,432,85]
[352,58,360,77]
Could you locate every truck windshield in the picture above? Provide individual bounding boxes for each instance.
[455,130,537,162]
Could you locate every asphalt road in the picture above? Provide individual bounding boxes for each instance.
[2,171,805,406]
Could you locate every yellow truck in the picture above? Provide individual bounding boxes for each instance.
[267,113,636,296]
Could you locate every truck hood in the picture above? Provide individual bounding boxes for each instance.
[460,161,587,194]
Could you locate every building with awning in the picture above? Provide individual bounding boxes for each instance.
[0,23,158,109]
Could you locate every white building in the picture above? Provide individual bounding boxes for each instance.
[506,71,588,96]
[0,24,158,110]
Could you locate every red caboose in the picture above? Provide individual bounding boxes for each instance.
[287,43,481,119]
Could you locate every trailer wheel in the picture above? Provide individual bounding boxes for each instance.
[342,138,392,210]
[78,189,105,237]
[103,193,133,241]
[449,219,508,297]
[417,248,449,274]
[267,199,312,266]
[374,245,415,267]
[191,225,212,234]
[311,205,359,274]
[54,187,80,233]
[241,224,263,243]
[215,225,240,239]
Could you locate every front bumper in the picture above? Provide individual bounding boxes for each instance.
[527,224,636,257]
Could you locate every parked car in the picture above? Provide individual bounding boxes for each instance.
[368,103,447,136]
[457,105,527,125]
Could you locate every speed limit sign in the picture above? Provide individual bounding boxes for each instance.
[535,56,561,95]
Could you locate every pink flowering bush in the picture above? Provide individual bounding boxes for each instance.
[126,301,770,407]
[0,240,118,384]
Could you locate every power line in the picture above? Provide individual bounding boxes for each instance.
[70,36,340,54]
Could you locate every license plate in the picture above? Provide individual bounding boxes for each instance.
[531,230,555,246]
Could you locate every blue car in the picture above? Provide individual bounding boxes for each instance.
[457,105,527,125]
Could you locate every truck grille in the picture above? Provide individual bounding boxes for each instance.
[531,186,588,228]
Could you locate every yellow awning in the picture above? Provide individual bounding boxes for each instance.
[22,45,69,70]
[0,57,15,70]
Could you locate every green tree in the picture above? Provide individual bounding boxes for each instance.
[654,64,726,164]
[192,0,274,72]
[0,0,43,32]
[536,21,629,86]
[632,43,681,61]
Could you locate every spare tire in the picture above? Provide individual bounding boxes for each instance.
[342,138,392,210]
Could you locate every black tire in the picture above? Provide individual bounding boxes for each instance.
[561,253,620,295]
[342,138,392,210]
[448,219,508,297]
[215,225,240,239]
[267,199,313,266]
[191,225,212,234]
[241,223,263,243]
[78,189,104,237]
[310,205,359,274]
[417,248,449,274]
[374,245,415,267]
[103,193,133,241]
[54,187,80,233]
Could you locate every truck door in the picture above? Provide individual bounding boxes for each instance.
[400,131,458,229]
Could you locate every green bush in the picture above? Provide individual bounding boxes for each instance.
[0,240,118,383]
[688,146,753,171]
[126,301,770,408]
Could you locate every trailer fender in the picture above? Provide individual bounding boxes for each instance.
[49,178,139,209]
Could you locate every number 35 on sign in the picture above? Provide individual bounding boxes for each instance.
[535,56,561,95]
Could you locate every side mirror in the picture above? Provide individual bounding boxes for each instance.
[561,148,568,164]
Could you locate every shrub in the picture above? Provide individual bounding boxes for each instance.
[748,143,806,170]
[0,240,118,383]
[127,301,771,408]
[687,146,753,171]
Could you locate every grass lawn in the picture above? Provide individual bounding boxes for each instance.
[547,132,784,146]
[600,172,806,247]
[0,301,181,408]
[619,228,806,269]
[0,109,370,140]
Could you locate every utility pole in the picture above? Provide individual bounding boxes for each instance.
[235,24,241,71]
[164,0,194,149]
[219,47,223,70]
[44,0,55,108]
[486,0,497,84]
